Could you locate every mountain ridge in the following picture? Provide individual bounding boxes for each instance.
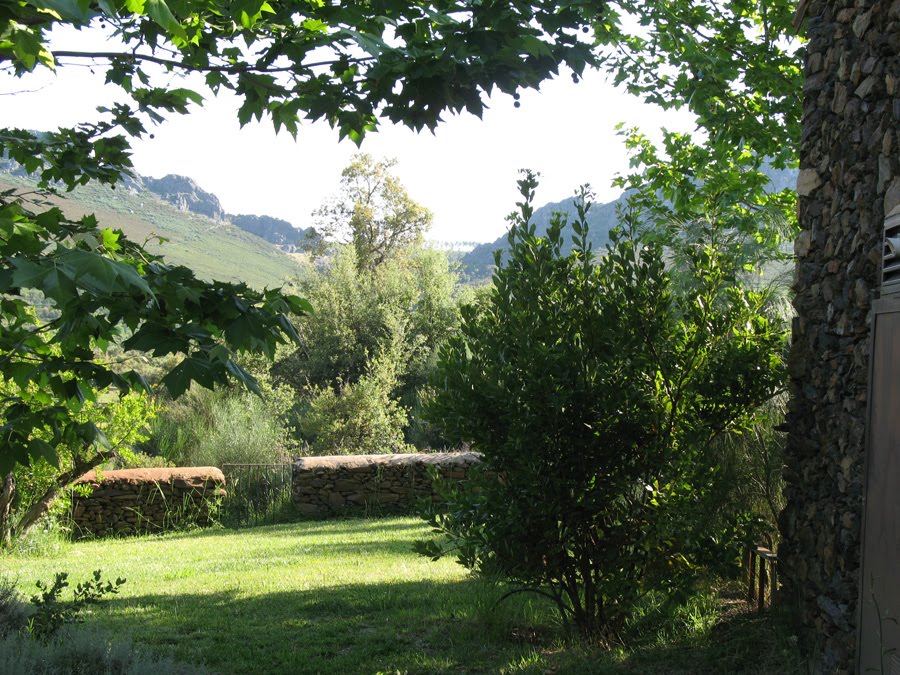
[459,165,799,282]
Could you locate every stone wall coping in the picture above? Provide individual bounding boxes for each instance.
[293,452,481,471]
[74,467,226,486]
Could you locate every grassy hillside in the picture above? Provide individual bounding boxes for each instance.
[0,174,308,289]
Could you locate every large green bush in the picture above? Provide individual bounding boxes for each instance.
[419,173,787,643]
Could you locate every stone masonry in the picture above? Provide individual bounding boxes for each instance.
[71,467,226,537]
[291,452,480,516]
[780,1,900,672]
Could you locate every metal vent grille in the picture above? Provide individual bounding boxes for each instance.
[883,209,900,292]
[891,653,900,675]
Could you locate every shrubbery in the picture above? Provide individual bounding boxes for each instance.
[418,173,787,642]
[278,245,461,454]
[148,354,298,467]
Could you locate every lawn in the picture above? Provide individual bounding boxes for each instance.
[1,518,806,674]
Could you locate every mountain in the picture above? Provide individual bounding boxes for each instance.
[0,171,309,289]
[459,166,799,283]
[139,174,315,249]
[143,174,226,221]
[228,213,315,249]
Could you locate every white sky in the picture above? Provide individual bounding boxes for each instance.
[0,28,696,243]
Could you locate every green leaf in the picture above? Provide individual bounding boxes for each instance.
[28,438,59,468]
[144,0,187,41]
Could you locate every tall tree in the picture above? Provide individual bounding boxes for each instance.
[314,154,432,271]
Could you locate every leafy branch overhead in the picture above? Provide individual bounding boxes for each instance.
[1,0,601,182]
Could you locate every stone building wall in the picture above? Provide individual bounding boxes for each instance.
[71,467,226,537]
[291,452,480,516]
[781,1,900,672]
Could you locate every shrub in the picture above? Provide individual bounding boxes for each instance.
[418,173,786,643]
[27,570,126,641]
[299,351,412,455]
[0,626,210,675]
[149,356,298,466]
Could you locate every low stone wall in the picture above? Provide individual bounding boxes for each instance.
[291,452,480,516]
[71,467,226,537]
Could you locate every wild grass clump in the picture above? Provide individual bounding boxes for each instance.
[149,380,296,467]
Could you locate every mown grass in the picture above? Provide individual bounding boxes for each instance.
[1,518,807,674]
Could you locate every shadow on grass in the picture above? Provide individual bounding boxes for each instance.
[598,591,809,675]
[84,579,807,675]
[93,577,565,675]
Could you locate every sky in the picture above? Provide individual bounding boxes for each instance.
[0,28,696,244]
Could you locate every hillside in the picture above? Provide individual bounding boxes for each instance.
[459,166,799,283]
[0,173,309,289]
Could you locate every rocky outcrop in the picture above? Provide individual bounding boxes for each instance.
[143,174,226,220]
[780,2,900,672]
[291,452,480,516]
[71,467,226,537]
[228,213,314,247]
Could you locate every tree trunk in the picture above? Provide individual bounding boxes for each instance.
[0,472,15,547]
[14,451,109,541]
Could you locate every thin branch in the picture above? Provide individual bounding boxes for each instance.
[0,318,62,368]
[51,50,374,75]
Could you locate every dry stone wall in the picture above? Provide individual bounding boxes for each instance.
[781,2,900,672]
[291,452,480,516]
[71,467,225,537]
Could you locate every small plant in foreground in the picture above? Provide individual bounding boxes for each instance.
[28,570,126,640]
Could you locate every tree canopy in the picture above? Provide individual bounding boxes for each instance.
[1,0,600,183]
[314,154,432,271]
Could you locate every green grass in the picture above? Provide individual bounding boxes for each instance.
[1,518,807,674]
[0,175,308,289]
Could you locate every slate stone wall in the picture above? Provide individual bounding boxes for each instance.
[291,452,480,516]
[781,1,900,671]
[71,467,226,537]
